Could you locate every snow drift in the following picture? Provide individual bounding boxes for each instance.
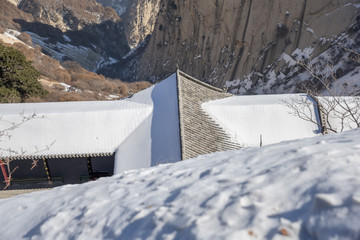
[0,129,359,239]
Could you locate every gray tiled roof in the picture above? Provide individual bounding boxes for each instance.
[176,70,241,160]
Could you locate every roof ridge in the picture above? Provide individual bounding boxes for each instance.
[177,69,229,94]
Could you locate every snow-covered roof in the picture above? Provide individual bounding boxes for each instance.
[203,94,321,147]
[318,96,360,133]
[0,71,240,173]
[0,73,183,173]
[0,100,152,159]
[176,71,240,160]
[114,73,181,173]
[3,70,350,174]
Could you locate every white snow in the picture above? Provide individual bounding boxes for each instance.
[0,100,152,159]
[319,96,360,133]
[281,53,297,67]
[5,29,21,37]
[122,46,139,60]
[0,128,359,239]
[292,47,314,61]
[63,35,71,43]
[59,83,81,92]
[27,32,102,71]
[0,29,23,45]
[115,73,181,173]
[306,27,315,34]
[6,0,20,6]
[203,94,321,147]
[0,74,181,172]
[96,57,119,70]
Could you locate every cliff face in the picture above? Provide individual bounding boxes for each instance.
[5,0,360,90]
[96,0,160,49]
[137,0,359,87]
[122,0,160,49]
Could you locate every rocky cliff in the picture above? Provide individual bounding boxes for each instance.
[96,0,160,49]
[3,0,360,93]
[136,0,359,89]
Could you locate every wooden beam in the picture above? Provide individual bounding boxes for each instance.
[87,157,94,180]
[0,159,9,186]
[42,157,52,184]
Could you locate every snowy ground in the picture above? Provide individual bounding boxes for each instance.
[0,30,23,45]
[0,129,359,239]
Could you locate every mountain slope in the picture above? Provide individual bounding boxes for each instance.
[136,0,359,87]
[2,0,129,73]
[226,17,360,94]
[2,0,359,93]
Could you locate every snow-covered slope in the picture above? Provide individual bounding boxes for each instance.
[226,18,360,95]
[1,129,359,239]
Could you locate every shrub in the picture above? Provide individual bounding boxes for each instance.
[129,81,152,93]
[116,81,129,96]
[0,86,21,103]
[12,42,35,61]
[32,54,71,83]
[17,32,33,46]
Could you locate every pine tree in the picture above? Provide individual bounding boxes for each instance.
[0,43,47,102]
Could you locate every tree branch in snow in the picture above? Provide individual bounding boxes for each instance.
[0,112,52,189]
[284,48,360,133]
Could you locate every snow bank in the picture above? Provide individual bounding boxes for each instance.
[1,128,359,239]
[203,94,321,147]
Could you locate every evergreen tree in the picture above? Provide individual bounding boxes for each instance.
[0,43,47,102]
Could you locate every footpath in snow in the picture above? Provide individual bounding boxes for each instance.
[0,129,360,239]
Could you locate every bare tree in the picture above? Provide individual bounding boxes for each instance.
[284,49,360,134]
[0,112,54,189]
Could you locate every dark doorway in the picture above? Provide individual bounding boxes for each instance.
[0,154,115,190]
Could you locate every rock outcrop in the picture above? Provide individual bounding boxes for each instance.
[136,0,359,88]
[97,0,160,49]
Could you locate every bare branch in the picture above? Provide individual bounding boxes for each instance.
[284,47,360,133]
